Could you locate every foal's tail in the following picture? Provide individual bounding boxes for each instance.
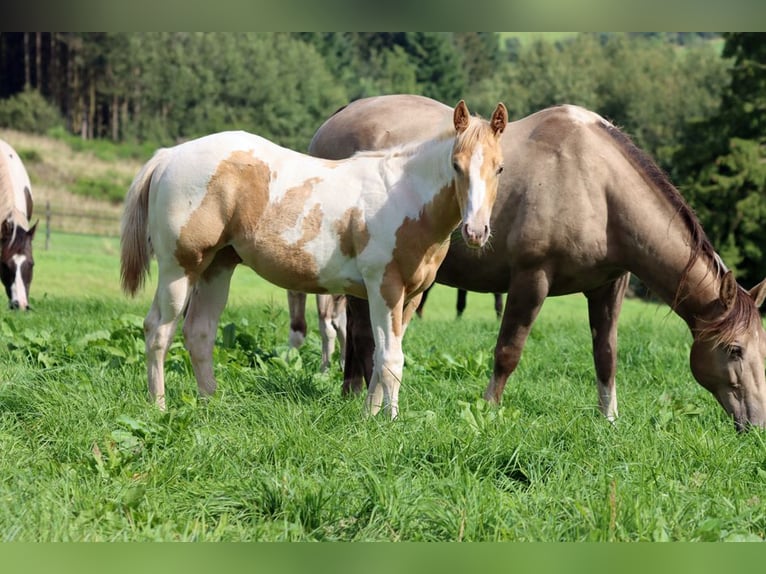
[120,148,170,297]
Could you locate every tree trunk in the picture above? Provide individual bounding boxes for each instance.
[35,32,42,91]
[88,79,95,139]
[24,32,30,89]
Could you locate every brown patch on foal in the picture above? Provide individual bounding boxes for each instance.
[242,177,327,292]
[380,184,458,336]
[334,206,370,258]
[176,151,270,281]
[177,152,327,291]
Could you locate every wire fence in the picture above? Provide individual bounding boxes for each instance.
[43,201,121,249]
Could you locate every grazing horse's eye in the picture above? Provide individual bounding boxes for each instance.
[497,165,504,175]
[452,161,462,174]
[728,344,744,359]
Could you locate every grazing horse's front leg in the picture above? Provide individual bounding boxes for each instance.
[182,252,238,398]
[584,273,630,422]
[484,268,551,404]
[365,291,405,419]
[144,263,192,410]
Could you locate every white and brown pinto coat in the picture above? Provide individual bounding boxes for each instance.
[306,94,766,432]
[0,139,36,311]
[121,101,508,416]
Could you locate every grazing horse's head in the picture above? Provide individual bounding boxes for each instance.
[451,100,507,248]
[689,272,766,431]
[0,217,36,311]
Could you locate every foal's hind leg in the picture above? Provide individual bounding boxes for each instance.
[144,265,192,410]
[584,273,630,422]
[183,253,237,398]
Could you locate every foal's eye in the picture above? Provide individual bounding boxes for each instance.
[452,161,462,174]
[497,165,504,175]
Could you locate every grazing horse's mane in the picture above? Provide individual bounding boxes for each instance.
[596,120,757,346]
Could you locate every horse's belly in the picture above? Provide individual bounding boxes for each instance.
[239,243,367,297]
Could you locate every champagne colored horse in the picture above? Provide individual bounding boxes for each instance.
[0,139,36,311]
[301,94,766,432]
[120,100,508,417]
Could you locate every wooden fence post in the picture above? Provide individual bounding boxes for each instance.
[45,200,51,250]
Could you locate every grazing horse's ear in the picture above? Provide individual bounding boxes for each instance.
[749,277,766,308]
[490,103,508,137]
[28,220,38,239]
[24,187,33,219]
[1,217,13,242]
[720,271,738,311]
[453,100,470,133]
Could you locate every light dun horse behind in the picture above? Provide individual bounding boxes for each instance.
[302,94,766,432]
[120,100,508,416]
[0,139,36,311]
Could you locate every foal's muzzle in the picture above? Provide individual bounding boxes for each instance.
[462,223,490,248]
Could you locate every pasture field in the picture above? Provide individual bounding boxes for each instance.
[0,231,765,541]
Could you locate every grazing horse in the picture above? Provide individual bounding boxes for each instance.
[305,94,766,432]
[0,139,36,311]
[120,100,508,417]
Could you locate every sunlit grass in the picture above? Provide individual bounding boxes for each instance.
[0,232,764,541]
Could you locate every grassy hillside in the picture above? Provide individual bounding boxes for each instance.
[0,129,143,237]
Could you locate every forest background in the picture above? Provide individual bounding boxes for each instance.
[0,32,764,286]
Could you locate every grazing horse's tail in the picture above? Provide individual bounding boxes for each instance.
[120,148,170,297]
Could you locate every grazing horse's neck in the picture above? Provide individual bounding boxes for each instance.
[620,191,726,332]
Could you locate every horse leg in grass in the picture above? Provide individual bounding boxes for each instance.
[585,273,630,422]
[287,290,307,348]
[332,295,347,369]
[144,264,192,410]
[183,256,237,398]
[456,289,467,317]
[494,293,503,319]
[484,268,551,404]
[342,295,373,395]
[317,294,347,371]
[365,292,405,419]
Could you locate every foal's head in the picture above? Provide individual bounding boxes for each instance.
[1,218,36,310]
[450,100,507,248]
[689,272,766,431]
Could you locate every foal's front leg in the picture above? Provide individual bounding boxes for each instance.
[365,292,405,419]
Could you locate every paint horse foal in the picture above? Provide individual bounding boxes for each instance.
[0,139,36,311]
[120,100,508,416]
[308,94,766,432]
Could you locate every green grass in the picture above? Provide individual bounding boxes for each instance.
[1,231,765,541]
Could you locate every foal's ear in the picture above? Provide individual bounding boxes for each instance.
[720,271,738,311]
[490,102,508,137]
[453,100,470,133]
[749,277,766,308]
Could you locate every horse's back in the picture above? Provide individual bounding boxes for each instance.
[0,138,33,223]
[309,94,452,158]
